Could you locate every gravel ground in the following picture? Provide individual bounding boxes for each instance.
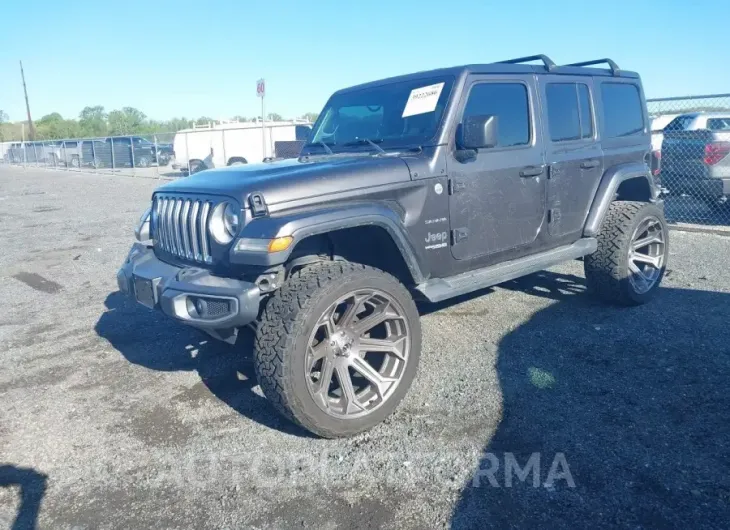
[1,167,729,529]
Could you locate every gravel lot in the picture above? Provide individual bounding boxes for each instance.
[1,166,729,529]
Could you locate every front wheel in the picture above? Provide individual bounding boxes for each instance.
[254,261,421,438]
[584,201,668,305]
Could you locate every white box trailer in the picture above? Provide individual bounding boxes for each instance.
[172,120,311,173]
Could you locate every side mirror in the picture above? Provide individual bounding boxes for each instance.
[457,115,499,150]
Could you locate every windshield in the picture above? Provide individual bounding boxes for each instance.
[305,75,454,154]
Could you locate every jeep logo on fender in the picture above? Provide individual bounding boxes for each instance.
[424,231,449,250]
[425,231,448,244]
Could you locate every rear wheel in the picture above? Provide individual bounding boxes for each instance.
[136,155,151,168]
[585,201,668,305]
[254,261,421,438]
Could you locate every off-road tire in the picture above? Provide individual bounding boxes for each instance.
[584,200,668,306]
[254,261,421,438]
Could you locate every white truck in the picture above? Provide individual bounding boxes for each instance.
[171,120,311,174]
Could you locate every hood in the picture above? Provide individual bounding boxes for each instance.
[157,155,412,208]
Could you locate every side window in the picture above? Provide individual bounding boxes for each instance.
[462,83,530,147]
[600,83,645,138]
[546,84,580,141]
[664,115,693,132]
[545,83,593,142]
[707,118,730,131]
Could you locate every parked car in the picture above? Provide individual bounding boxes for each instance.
[171,121,311,174]
[77,136,171,169]
[660,112,730,206]
[649,114,680,177]
[118,54,664,438]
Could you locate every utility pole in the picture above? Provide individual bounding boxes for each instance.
[257,79,266,159]
[20,61,35,140]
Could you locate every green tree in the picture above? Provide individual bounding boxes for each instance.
[164,117,192,131]
[36,112,81,139]
[78,105,108,136]
[195,116,214,126]
[267,112,283,121]
[301,112,319,123]
[0,110,8,141]
[107,107,147,135]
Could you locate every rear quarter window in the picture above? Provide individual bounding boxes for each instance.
[600,83,644,138]
[664,115,695,132]
[707,118,730,131]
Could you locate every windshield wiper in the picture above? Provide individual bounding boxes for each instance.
[343,138,386,155]
[304,140,335,155]
[307,140,334,155]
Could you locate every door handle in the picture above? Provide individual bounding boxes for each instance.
[580,160,600,169]
[519,165,545,178]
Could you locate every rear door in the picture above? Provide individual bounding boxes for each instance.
[537,76,603,240]
[448,74,546,260]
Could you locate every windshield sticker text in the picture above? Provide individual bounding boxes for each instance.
[402,83,445,118]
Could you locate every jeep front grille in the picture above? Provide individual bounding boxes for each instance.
[152,196,212,263]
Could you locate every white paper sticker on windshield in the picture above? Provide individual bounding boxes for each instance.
[402,82,444,118]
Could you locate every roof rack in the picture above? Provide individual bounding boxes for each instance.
[565,58,621,76]
[497,54,556,72]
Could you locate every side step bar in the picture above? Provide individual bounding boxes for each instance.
[415,238,597,303]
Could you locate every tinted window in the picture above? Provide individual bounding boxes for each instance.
[664,115,694,132]
[707,118,730,131]
[578,84,593,138]
[601,83,644,138]
[546,83,594,142]
[463,83,530,147]
[546,84,581,141]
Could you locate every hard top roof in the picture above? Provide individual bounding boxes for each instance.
[335,55,639,95]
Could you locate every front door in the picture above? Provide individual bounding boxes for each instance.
[537,76,603,239]
[448,75,546,260]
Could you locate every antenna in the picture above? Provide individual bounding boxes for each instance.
[19,61,36,140]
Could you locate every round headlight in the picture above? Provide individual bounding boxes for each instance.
[135,206,151,242]
[209,202,240,244]
[223,202,240,236]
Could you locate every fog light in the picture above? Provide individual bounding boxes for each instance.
[186,296,209,318]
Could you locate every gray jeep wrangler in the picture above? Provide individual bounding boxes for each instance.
[118,55,667,438]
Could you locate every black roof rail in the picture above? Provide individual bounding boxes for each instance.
[496,54,556,72]
[565,58,621,76]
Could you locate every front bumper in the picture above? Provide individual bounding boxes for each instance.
[117,243,261,333]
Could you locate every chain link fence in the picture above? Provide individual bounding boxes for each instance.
[0,121,311,179]
[648,94,730,227]
[3,95,730,228]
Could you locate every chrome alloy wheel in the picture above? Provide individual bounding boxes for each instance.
[628,215,667,294]
[305,289,411,419]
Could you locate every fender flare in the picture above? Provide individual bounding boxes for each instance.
[231,203,427,284]
[583,162,659,237]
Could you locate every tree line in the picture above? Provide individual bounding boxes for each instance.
[0,107,319,142]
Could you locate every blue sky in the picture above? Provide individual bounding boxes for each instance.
[1,0,728,123]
